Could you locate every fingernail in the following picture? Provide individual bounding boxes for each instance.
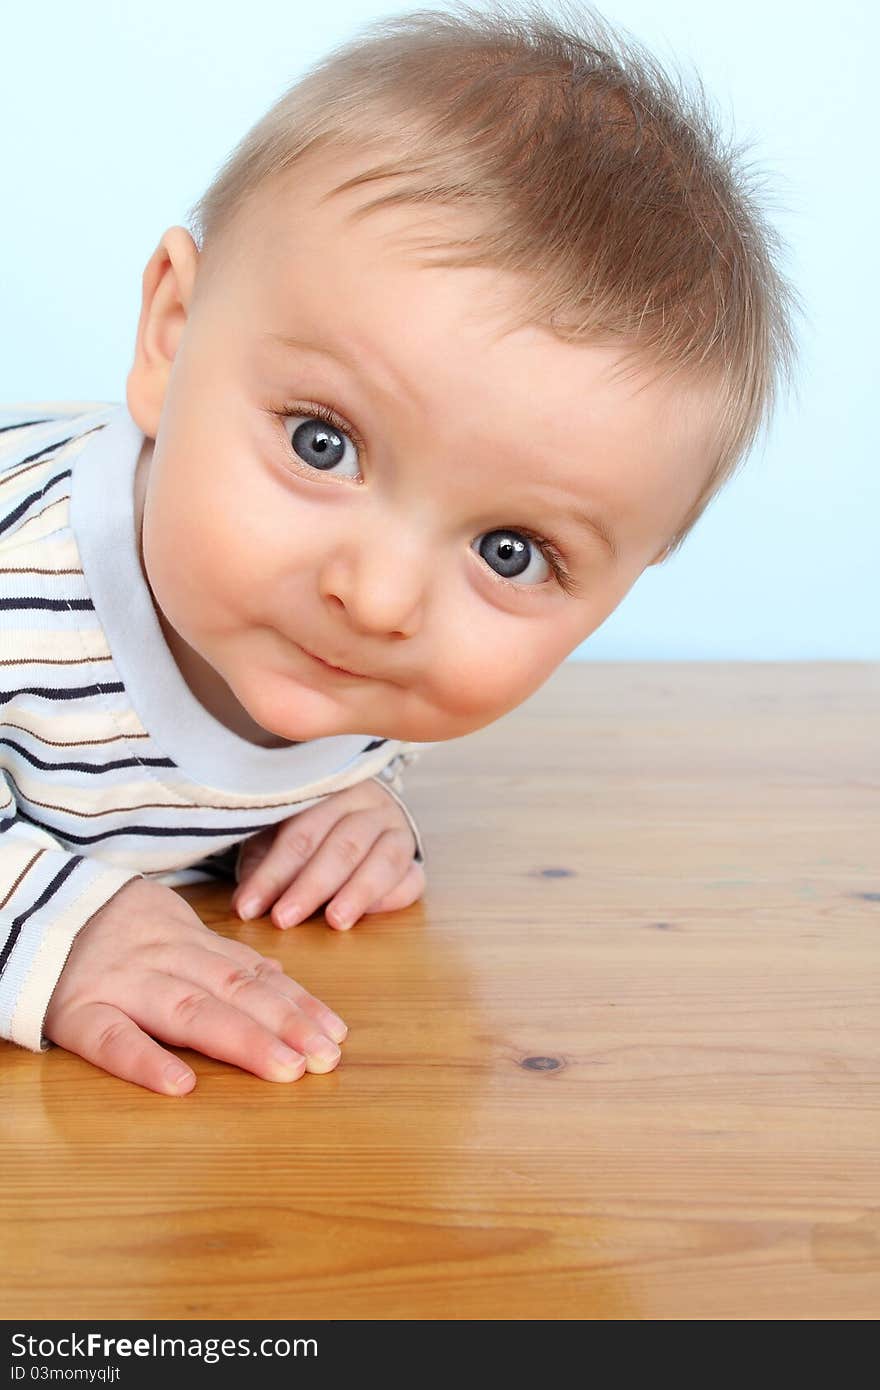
[164,1062,195,1093]
[304,1035,341,1066]
[238,894,261,920]
[275,904,301,929]
[268,1042,305,1081]
[329,909,353,930]
[321,1011,348,1044]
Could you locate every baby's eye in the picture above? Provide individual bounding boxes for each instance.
[284,412,361,480]
[472,529,553,586]
[278,414,561,591]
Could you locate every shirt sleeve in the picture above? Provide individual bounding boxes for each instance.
[0,769,144,1054]
[371,746,427,866]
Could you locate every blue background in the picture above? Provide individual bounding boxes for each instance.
[1,1,874,658]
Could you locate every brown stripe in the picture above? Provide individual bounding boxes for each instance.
[0,847,46,910]
[2,720,149,746]
[0,426,102,489]
[0,454,69,490]
[5,767,309,817]
[0,656,113,667]
[2,494,69,529]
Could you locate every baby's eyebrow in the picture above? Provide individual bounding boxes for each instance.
[263,329,618,563]
[264,329,412,412]
[564,507,618,561]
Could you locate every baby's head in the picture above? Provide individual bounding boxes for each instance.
[126,2,799,747]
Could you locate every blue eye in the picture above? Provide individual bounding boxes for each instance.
[472,529,553,586]
[276,404,575,595]
[284,410,361,480]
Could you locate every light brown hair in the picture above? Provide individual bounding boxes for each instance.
[186,1,802,557]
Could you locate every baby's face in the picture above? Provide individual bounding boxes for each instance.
[128,147,717,745]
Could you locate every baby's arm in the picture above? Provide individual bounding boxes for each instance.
[0,766,144,1051]
[1,769,345,1093]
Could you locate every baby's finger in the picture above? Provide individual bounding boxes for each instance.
[322,830,418,930]
[233,812,327,919]
[237,966,348,1042]
[204,934,286,977]
[360,857,426,915]
[171,943,348,1044]
[269,809,389,929]
[233,786,390,920]
[55,999,198,1098]
[135,964,343,1077]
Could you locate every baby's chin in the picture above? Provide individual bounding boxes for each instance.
[232,652,491,745]
[236,683,404,744]
[248,694,431,746]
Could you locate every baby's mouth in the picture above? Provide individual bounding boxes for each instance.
[297,642,365,679]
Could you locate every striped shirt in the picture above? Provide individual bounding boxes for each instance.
[0,401,429,1053]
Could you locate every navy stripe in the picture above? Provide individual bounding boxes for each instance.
[0,467,72,536]
[0,597,95,612]
[1,736,175,773]
[0,854,83,977]
[15,809,305,845]
[0,420,54,435]
[5,438,75,468]
[0,682,126,706]
[3,439,73,472]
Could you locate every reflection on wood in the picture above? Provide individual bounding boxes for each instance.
[2,662,878,1319]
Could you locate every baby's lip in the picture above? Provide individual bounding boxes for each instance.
[298,642,367,678]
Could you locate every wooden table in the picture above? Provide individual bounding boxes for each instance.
[2,663,878,1320]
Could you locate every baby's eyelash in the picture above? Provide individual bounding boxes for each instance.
[271,400,579,597]
[275,399,367,457]
[510,528,579,597]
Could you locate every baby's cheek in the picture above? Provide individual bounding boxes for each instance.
[429,640,548,723]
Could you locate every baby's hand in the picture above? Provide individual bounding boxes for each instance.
[42,876,348,1096]
[232,778,425,932]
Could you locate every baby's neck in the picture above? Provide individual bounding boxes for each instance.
[159,608,292,747]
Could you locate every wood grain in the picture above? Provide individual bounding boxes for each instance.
[2,662,878,1319]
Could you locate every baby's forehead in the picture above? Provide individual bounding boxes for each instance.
[218,156,721,504]
[226,142,500,284]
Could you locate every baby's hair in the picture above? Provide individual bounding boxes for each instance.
[186,0,802,557]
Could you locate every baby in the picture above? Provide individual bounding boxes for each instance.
[0,2,798,1095]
